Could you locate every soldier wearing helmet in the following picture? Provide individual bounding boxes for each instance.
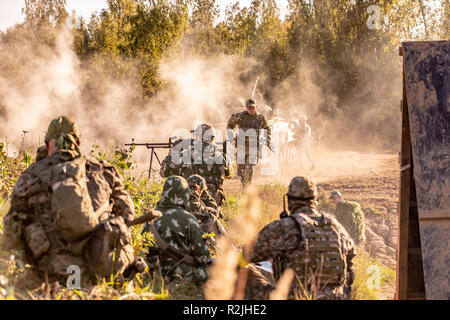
[3,116,146,287]
[160,123,233,206]
[144,176,211,284]
[227,98,272,187]
[246,176,356,300]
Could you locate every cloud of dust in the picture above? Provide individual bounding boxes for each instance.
[0,26,255,165]
[268,50,402,153]
[0,22,402,176]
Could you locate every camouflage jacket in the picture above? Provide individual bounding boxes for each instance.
[153,207,211,284]
[334,200,366,244]
[250,205,355,300]
[3,152,136,282]
[227,111,272,144]
[159,141,233,188]
[150,176,211,284]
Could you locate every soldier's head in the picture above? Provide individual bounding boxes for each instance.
[195,123,216,143]
[45,116,80,156]
[246,99,257,115]
[187,174,207,195]
[286,176,318,212]
[158,176,191,209]
[329,190,343,204]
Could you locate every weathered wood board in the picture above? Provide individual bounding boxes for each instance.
[402,41,449,300]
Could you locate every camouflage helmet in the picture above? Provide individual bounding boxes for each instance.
[187,174,207,193]
[45,116,80,144]
[246,99,257,107]
[287,176,318,200]
[329,190,342,199]
[158,176,191,209]
[195,123,216,143]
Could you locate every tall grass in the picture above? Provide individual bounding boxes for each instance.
[0,142,396,300]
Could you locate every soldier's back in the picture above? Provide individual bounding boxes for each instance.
[154,206,211,283]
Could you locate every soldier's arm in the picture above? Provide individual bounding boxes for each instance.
[226,113,240,130]
[187,220,212,264]
[103,163,135,222]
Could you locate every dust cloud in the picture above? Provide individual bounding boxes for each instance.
[0,24,402,173]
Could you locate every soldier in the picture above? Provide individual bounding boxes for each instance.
[186,174,227,245]
[227,98,272,187]
[329,190,366,245]
[3,116,145,286]
[144,176,211,285]
[246,176,356,300]
[160,123,233,206]
[291,115,314,170]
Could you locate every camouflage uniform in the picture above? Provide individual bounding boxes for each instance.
[249,177,356,300]
[3,116,144,285]
[187,174,227,240]
[330,191,366,245]
[146,176,211,284]
[160,124,233,206]
[227,99,272,187]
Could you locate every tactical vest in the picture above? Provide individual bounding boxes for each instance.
[287,212,347,290]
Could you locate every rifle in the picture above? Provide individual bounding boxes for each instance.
[127,210,162,227]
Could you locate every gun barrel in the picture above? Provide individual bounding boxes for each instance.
[127,210,162,227]
[125,143,172,148]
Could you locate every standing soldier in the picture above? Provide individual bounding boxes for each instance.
[227,99,272,187]
[144,176,211,285]
[246,176,356,300]
[160,123,233,206]
[3,116,146,286]
[329,190,366,245]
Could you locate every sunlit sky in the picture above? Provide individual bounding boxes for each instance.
[0,0,290,31]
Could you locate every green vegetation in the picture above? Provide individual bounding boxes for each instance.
[351,249,396,300]
[0,144,396,299]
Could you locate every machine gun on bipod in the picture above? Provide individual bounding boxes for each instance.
[125,137,185,178]
[126,133,228,178]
